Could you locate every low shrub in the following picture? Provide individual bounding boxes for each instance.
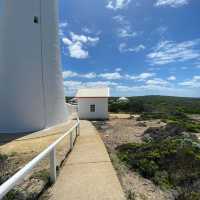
[117,133,200,198]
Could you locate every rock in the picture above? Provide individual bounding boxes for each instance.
[143,123,185,142]
[136,122,147,127]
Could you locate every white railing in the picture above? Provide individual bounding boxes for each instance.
[0,117,80,199]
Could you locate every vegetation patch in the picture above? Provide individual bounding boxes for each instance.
[109,96,200,133]
[31,169,50,183]
[0,153,8,162]
[117,124,200,200]
[0,153,8,184]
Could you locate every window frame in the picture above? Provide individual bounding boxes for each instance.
[90,104,96,112]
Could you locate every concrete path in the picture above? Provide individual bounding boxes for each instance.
[49,120,125,200]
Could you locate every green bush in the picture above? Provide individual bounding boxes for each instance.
[117,135,200,197]
[108,96,200,115]
[0,154,8,161]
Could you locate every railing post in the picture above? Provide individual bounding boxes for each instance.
[75,126,78,137]
[50,148,57,183]
[70,131,73,150]
[76,124,80,136]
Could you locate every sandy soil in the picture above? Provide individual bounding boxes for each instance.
[188,114,200,122]
[93,114,174,200]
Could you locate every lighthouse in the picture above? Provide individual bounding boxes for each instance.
[0,0,68,133]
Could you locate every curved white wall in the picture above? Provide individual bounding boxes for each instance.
[0,0,68,133]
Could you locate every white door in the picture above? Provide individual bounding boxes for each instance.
[0,0,46,133]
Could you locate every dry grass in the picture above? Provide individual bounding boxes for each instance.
[0,118,77,199]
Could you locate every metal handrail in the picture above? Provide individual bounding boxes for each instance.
[0,117,80,199]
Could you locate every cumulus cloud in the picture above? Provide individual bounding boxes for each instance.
[126,73,155,81]
[115,68,122,72]
[82,72,97,79]
[59,22,68,28]
[63,70,156,82]
[106,0,131,10]
[62,32,99,59]
[99,72,122,80]
[64,80,117,95]
[63,73,199,97]
[58,22,68,37]
[63,70,78,78]
[147,39,200,65]
[115,83,198,97]
[146,78,169,86]
[155,0,189,8]
[119,43,145,53]
[179,76,200,88]
[167,75,176,81]
[62,70,96,79]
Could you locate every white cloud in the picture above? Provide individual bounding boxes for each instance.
[106,0,131,10]
[63,76,199,97]
[113,15,138,38]
[132,45,146,52]
[63,70,78,78]
[59,22,68,28]
[115,67,122,72]
[64,81,83,95]
[179,76,200,88]
[126,73,155,81]
[62,32,99,59]
[114,83,197,97]
[86,81,118,87]
[167,75,176,81]
[62,70,156,82]
[155,0,189,8]
[82,72,97,79]
[117,27,137,38]
[113,15,128,24]
[119,43,127,52]
[64,80,117,95]
[62,70,96,79]
[119,43,145,53]
[82,27,92,34]
[59,22,68,37]
[82,27,102,36]
[147,39,200,65]
[59,29,64,37]
[62,38,88,59]
[99,72,122,80]
[155,26,168,36]
[146,78,169,86]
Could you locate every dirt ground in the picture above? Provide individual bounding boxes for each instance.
[93,114,174,200]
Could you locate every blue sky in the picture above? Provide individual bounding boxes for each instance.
[59,0,200,97]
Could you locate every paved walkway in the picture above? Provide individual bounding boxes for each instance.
[49,120,125,200]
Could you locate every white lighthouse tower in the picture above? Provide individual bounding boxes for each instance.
[0,0,68,133]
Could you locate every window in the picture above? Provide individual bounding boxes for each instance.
[90,104,96,112]
[34,16,39,24]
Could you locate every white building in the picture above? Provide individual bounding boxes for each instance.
[76,88,110,120]
[0,0,68,133]
[118,97,129,102]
